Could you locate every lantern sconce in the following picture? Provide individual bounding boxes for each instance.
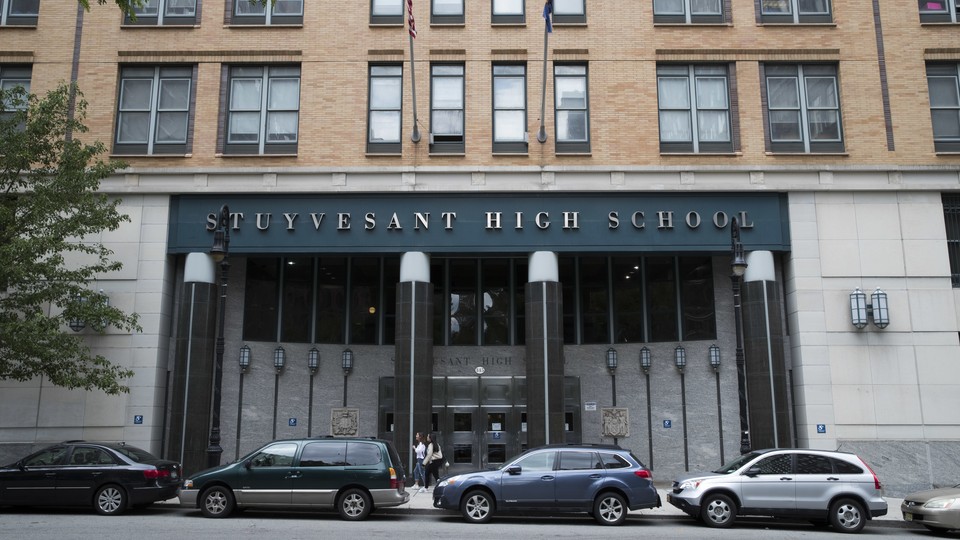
[606,348,618,373]
[69,293,86,332]
[238,345,251,372]
[639,347,651,374]
[709,344,721,372]
[850,287,889,329]
[273,346,286,373]
[307,347,320,374]
[342,348,354,375]
[674,346,687,372]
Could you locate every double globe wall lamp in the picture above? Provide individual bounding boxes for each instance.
[850,287,890,329]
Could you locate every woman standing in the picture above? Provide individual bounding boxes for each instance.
[412,432,426,492]
[422,432,444,489]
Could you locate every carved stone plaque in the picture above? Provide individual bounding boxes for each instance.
[331,408,359,436]
[601,407,629,438]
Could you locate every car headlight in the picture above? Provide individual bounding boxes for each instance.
[678,479,703,491]
[439,475,461,488]
[924,498,960,509]
[182,479,194,489]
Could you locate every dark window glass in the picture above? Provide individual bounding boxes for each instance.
[612,256,644,342]
[24,446,67,467]
[281,257,313,343]
[350,257,381,344]
[432,259,445,345]
[580,257,609,343]
[754,454,793,475]
[449,259,478,345]
[513,259,527,345]
[646,257,678,342]
[558,451,600,470]
[514,450,556,472]
[453,444,472,464]
[600,452,630,469]
[559,257,577,344]
[70,447,115,466]
[796,453,833,474]
[680,256,716,340]
[315,257,346,343]
[454,412,472,431]
[300,442,346,467]
[382,257,400,345]
[482,259,510,345]
[346,442,383,466]
[833,458,863,474]
[243,257,279,342]
[249,443,297,468]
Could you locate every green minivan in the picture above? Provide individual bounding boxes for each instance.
[178,437,409,521]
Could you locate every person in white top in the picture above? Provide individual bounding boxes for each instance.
[412,432,426,492]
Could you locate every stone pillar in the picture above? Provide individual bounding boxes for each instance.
[524,251,566,447]
[394,252,434,478]
[169,253,218,476]
[742,251,792,449]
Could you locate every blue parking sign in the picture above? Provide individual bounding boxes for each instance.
[817,424,826,433]
[288,418,297,427]
[663,420,672,429]
[134,415,143,425]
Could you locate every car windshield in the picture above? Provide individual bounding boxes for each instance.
[712,451,764,474]
[107,444,159,463]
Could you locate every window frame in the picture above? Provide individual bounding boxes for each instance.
[370,0,403,24]
[944,194,960,288]
[222,64,301,155]
[0,0,38,26]
[229,0,303,25]
[124,0,198,26]
[431,0,464,24]
[757,0,832,24]
[552,0,586,24]
[113,65,195,155]
[0,64,31,128]
[367,64,404,154]
[553,63,591,154]
[653,0,725,24]
[919,0,959,23]
[429,63,465,154]
[927,63,960,152]
[657,64,735,153]
[492,64,528,153]
[492,0,524,24]
[761,63,844,154]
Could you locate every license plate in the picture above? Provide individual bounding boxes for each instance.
[904,512,913,521]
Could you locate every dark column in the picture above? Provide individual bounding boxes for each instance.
[525,280,565,447]
[394,280,434,477]
[742,279,791,449]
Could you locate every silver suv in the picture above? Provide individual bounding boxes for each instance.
[667,448,887,533]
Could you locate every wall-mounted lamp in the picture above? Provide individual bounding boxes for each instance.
[307,347,320,374]
[709,344,721,371]
[639,347,651,373]
[674,346,686,372]
[606,348,618,372]
[850,287,890,329]
[273,346,286,373]
[639,345,653,468]
[238,345,251,372]
[69,293,86,332]
[342,348,354,375]
[90,289,109,332]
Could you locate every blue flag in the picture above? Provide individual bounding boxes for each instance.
[543,0,553,33]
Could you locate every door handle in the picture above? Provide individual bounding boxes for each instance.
[780,477,793,481]
[44,472,57,477]
[589,474,602,479]
[827,477,840,481]
[541,475,555,481]
[285,472,302,479]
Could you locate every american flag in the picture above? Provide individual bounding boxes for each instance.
[408,0,417,38]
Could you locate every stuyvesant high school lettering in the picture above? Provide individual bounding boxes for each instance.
[206,210,755,232]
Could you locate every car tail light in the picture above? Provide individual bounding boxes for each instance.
[143,468,171,480]
[389,467,399,490]
[859,457,882,490]
[635,469,652,479]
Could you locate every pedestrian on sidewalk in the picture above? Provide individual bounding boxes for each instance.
[423,432,444,489]
[412,432,426,492]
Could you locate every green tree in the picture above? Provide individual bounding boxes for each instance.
[0,83,141,394]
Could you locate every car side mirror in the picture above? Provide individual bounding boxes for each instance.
[507,465,522,475]
[17,460,25,471]
[244,460,253,469]
[745,466,761,477]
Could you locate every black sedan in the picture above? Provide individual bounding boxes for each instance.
[0,440,181,515]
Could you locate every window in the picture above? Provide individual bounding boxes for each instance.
[229,0,302,25]
[24,446,67,467]
[224,65,300,155]
[554,64,590,153]
[654,0,725,24]
[0,64,30,127]
[430,64,465,153]
[754,454,793,474]
[493,64,527,153]
[796,453,833,474]
[300,441,346,467]
[943,194,960,287]
[762,63,843,153]
[345,442,383,466]
[432,0,464,23]
[114,65,194,155]
[492,0,524,24]
[0,0,38,26]
[553,0,585,24]
[368,64,403,153]
[919,0,958,23]
[759,0,832,24]
[249,443,297,468]
[514,450,556,472]
[558,451,601,470]
[125,0,197,25]
[657,64,734,153]
[243,257,280,342]
[371,0,403,24]
[927,64,960,152]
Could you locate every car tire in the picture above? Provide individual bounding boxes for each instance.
[338,488,372,521]
[94,484,127,515]
[461,489,494,524]
[199,486,235,518]
[829,498,866,534]
[593,492,627,526]
[700,493,736,528]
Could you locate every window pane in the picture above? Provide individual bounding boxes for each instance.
[269,78,300,110]
[243,257,279,342]
[612,257,644,343]
[315,257,347,343]
[556,78,586,108]
[929,77,960,108]
[118,112,150,143]
[372,0,403,16]
[658,77,690,109]
[660,111,692,141]
[432,109,464,135]
[494,76,525,108]
[229,112,261,142]
[932,110,960,139]
[493,0,523,15]
[350,258,381,344]
[770,110,802,141]
[134,0,160,15]
[370,111,401,142]
[450,259,478,345]
[680,257,715,340]
[156,111,188,142]
[692,0,722,14]
[807,109,840,140]
[166,0,197,16]
[653,0,684,14]
[9,0,39,15]
[433,0,463,15]
[646,257,678,342]
[266,111,299,141]
[804,77,838,109]
[697,110,730,142]
[235,0,266,15]
[696,77,728,109]
[761,0,791,14]
[798,0,829,14]
[767,77,799,109]
[557,110,587,141]
[371,77,402,109]
[919,0,948,13]
[495,110,525,141]
[231,79,263,110]
[274,0,303,15]
[158,79,190,110]
[554,0,584,15]
[120,79,153,110]
[433,77,463,108]
[482,259,510,345]
[281,257,313,342]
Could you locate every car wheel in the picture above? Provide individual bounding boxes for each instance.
[338,488,372,521]
[593,492,627,526]
[94,484,127,515]
[199,486,235,518]
[829,498,866,534]
[461,490,494,524]
[700,493,736,528]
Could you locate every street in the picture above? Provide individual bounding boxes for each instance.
[0,505,947,540]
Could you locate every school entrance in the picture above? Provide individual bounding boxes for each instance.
[379,376,581,474]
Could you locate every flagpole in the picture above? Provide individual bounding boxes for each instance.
[537,3,550,143]
[408,0,421,142]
